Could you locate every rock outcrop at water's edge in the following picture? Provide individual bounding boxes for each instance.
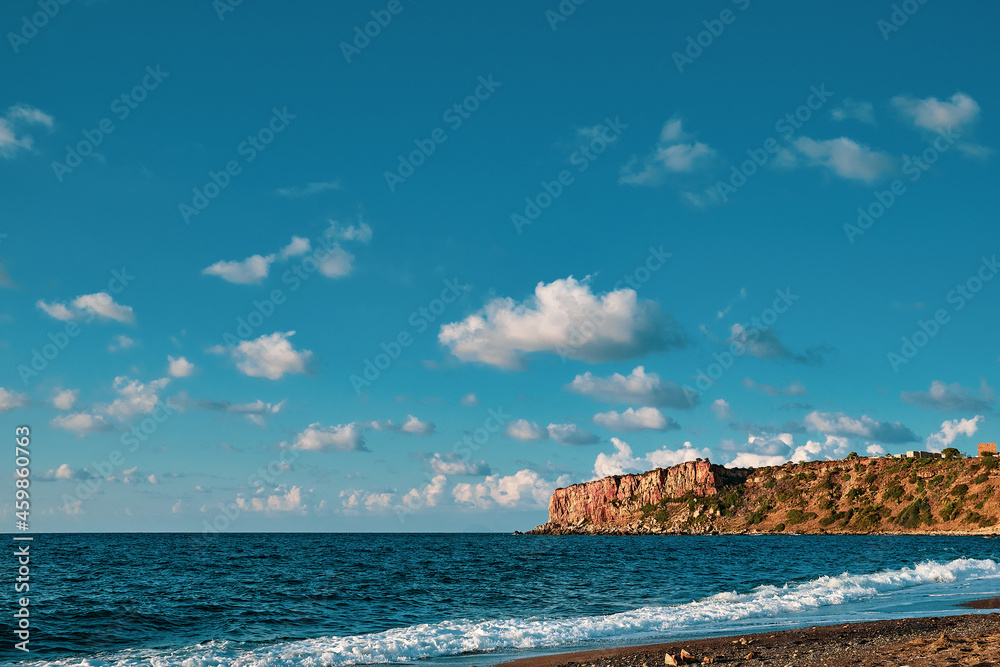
[525,455,1000,535]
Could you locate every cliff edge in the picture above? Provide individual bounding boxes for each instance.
[527,455,999,535]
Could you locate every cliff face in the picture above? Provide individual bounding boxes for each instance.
[528,456,1000,535]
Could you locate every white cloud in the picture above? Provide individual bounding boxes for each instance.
[453,469,570,510]
[505,419,547,441]
[793,136,894,182]
[219,331,313,380]
[427,453,492,476]
[0,387,28,412]
[439,276,683,369]
[893,92,980,133]
[202,254,275,285]
[172,500,184,514]
[547,423,599,445]
[168,393,284,427]
[460,393,481,407]
[592,437,708,478]
[726,452,787,468]
[236,485,308,514]
[592,407,677,432]
[619,117,716,185]
[400,415,435,436]
[108,334,136,352]
[728,325,827,364]
[274,179,341,197]
[52,388,78,411]
[105,376,171,421]
[37,292,136,324]
[279,236,311,259]
[51,412,112,435]
[830,99,875,125]
[804,411,918,444]
[710,399,732,421]
[900,380,994,412]
[401,475,447,510]
[867,444,887,456]
[789,435,850,462]
[925,415,983,453]
[0,104,52,158]
[317,246,356,278]
[566,366,695,408]
[327,220,373,244]
[290,422,367,452]
[167,355,195,378]
[51,463,75,480]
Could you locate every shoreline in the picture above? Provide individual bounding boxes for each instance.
[494,611,1000,667]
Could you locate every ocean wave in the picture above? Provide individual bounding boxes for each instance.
[19,558,999,667]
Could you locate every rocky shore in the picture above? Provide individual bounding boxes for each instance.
[525,457,1000,536]
[494,612,1000,667]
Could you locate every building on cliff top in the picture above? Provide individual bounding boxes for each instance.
[906,451,941,459]
[980,443,998,457]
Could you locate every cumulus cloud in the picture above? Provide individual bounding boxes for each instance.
[803,411,918,444]
[710,399,732,421]
[593,437,709,478]
[793,136,894,182]
[726,453,788,468]
[341,475,448,514]
[167,355,196,378]
[867,444,887,456]
[566,366,695,408]
[901,380,994,413]
[505,419,548,442]
[547,423,599,445]
[0,104,53,158]
[742,377,807,396]
[728,325,829,364]
[105,376,170,421]
[0,387,28,412]
[426,452,492,476]
[789,435,851,463]
[279,236,312,259]
[619,117,717,185]
[592,407,678,432]
[327,220,373,244]
[202,254,275,285]
[453,469,571,510]
[925,415,984,453]
[37,292,136,324]
[52,388,78,411]
[274,179,341,197]
[460,393,481,407]
[168,392,285,427]
[289,422,367,452]
[214,331,313,380]
[893,92,980,133]
[236,485,308,514]
[439,277,684,369]
[368,415,436,436]
[51,412,112,435]
[830,99,875,125]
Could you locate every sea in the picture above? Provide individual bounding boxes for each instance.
[4,533,999,666]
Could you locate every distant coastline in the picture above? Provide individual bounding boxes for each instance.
[524,454,999,536]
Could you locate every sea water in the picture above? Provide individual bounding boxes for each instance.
[5,533,998,666]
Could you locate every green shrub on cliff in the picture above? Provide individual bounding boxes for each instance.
[951,484,969,498]
[895,498,933,528]
[786,509,817,525]
[883,483,905,503]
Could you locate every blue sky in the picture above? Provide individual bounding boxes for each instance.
[1,0,998,531]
